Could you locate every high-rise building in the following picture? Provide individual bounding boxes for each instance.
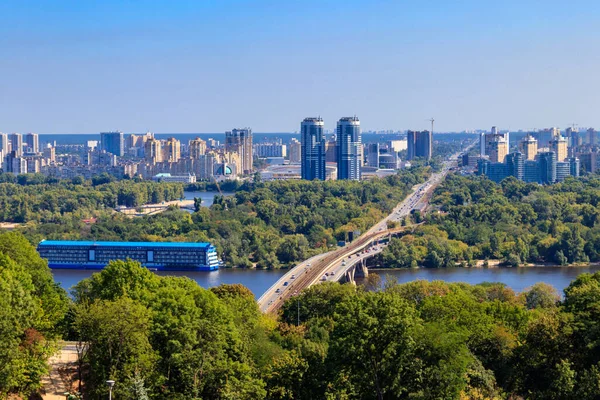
[164,138,181,162]
[524,160,540,183]
[520,135,538,161]
[300,117,326,180]
[550,135,568,162]
[407,130,432,161]
[24,133,39,153]
[506,152,524,181]
[189,138,207,159]
[325,139,337,163]
[10,133,23,157]
[578,151,597,174]
[407,131,416,160]
[288,138,302,163]
[225,128,253,174]
[144,137,163,163]
[569,157,580,178]
[336,116,361,180]
[566,127,581,149]
[367,143,380,168]
[0,133,8,155]
[416,130,432,161]
[588,128,597,146]
[489,137,508,163]
[539,151,557,184]
[100,131,124,156]
[43,144,56,163]
[479,132,486,157]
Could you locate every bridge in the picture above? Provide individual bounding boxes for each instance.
[258,143,475,314]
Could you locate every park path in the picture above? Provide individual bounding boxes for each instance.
[41,342,80,400]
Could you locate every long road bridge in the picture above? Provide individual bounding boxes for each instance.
[258,143,476,314]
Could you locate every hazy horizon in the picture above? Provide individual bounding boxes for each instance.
[1,0,599,133]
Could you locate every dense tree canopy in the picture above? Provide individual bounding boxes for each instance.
[379,174,600,268]
[20,167,431,268]
[2,231,600,398]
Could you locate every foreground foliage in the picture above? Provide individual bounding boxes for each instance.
[2,234,600,399]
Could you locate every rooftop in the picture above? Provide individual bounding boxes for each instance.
[38,240,212,249]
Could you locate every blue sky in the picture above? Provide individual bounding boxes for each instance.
[1,0,599,133]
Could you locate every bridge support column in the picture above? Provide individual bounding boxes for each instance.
[341,267,356,285]
[354,259,369,279]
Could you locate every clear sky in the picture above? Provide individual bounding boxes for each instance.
[1,0,599,133]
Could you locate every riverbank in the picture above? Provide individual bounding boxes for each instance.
[371,261,600,271]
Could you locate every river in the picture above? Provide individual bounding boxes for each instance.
[183,191,235,207]
[371,265,600,294]
[52,265,600,298]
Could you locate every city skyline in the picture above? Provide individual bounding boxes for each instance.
[1,1,600,133]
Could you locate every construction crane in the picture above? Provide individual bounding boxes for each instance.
[427,118,435,134]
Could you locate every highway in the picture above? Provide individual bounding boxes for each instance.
[258,143,474,314]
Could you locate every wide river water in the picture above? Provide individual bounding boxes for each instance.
[53,265,600,298]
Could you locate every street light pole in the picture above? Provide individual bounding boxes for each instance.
[106,380,115,400]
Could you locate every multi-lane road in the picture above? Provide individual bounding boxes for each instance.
[257,144,474,314]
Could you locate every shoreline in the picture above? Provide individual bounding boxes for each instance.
[370,262,600,272]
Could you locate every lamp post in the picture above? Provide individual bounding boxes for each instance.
[106,380,115,400]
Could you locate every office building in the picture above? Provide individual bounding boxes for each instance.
[336,116,362,180]
[556,162,571,183]
[520,135,538,160]
[164,138,181,162]
[300,117,326,180]
[407,130,432,161]
[569,157,580,178]
[288,138,301,163]
[524,160,540,183]
[367,143,380,168]
[100,131,124,156]
[225,128,253,174]
[37,240,220,271]
[189,138,207,159]
[10,133,23,157]
[539,151,557,184]
[24,133,39,153]
[506,152,524,181]
[550,135,568,162]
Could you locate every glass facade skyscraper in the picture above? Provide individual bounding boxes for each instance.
[100,131,124,156]
[407,130,432,161]
[336,116,361,180]
[301,117,326,180]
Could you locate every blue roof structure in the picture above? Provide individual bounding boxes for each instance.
[38,240,212,249]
